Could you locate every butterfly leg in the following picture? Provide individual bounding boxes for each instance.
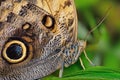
[59,61,64,78]
[79,50,95,70]
[79,57,85,70]
[84,50,95,66]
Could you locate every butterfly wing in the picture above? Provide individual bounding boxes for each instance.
[35,0,78,42]
[0,0,78,80]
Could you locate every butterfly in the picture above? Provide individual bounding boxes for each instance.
[0,0,88,80]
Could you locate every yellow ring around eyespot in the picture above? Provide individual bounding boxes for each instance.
[2,40,27,63]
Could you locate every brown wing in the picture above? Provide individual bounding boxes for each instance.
[0,0,78,79]
[35,0,78,42]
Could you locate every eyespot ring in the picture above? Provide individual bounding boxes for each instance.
[2,40,27,64]
[42,15,55,29]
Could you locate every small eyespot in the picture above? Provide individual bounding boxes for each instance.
[22,23,31,30]
[42,15,55,29]
[2,40,27,63]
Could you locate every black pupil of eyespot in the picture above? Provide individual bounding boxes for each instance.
[6,44,23,59]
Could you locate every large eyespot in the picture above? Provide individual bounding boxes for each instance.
[2,40,27,63]
[42,15,55,29]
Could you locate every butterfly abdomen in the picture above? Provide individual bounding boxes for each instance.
[63,40,86,67]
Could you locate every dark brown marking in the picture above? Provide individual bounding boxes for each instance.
[0,22,4,31]
[7,12,16,23]
[27,0,37,4]
[26,3,47,15]
[0,0,6,5]
[64,0,72,8]
[68,18,74,26]
[19,6,28,17]
[13,0,22,2]
[27,3,42,14]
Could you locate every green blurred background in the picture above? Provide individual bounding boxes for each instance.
[75,0,120,69]
[43,0,120,79]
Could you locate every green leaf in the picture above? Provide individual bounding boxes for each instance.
[43,66,120,80]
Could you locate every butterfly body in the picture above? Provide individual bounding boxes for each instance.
[0,0,86,80]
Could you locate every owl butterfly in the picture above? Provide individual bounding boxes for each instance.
[0,0,95,80]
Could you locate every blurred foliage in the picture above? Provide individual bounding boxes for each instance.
[43,0,120,79]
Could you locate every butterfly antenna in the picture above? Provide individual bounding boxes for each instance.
[83,7,111,66]
[84,6,112,41]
